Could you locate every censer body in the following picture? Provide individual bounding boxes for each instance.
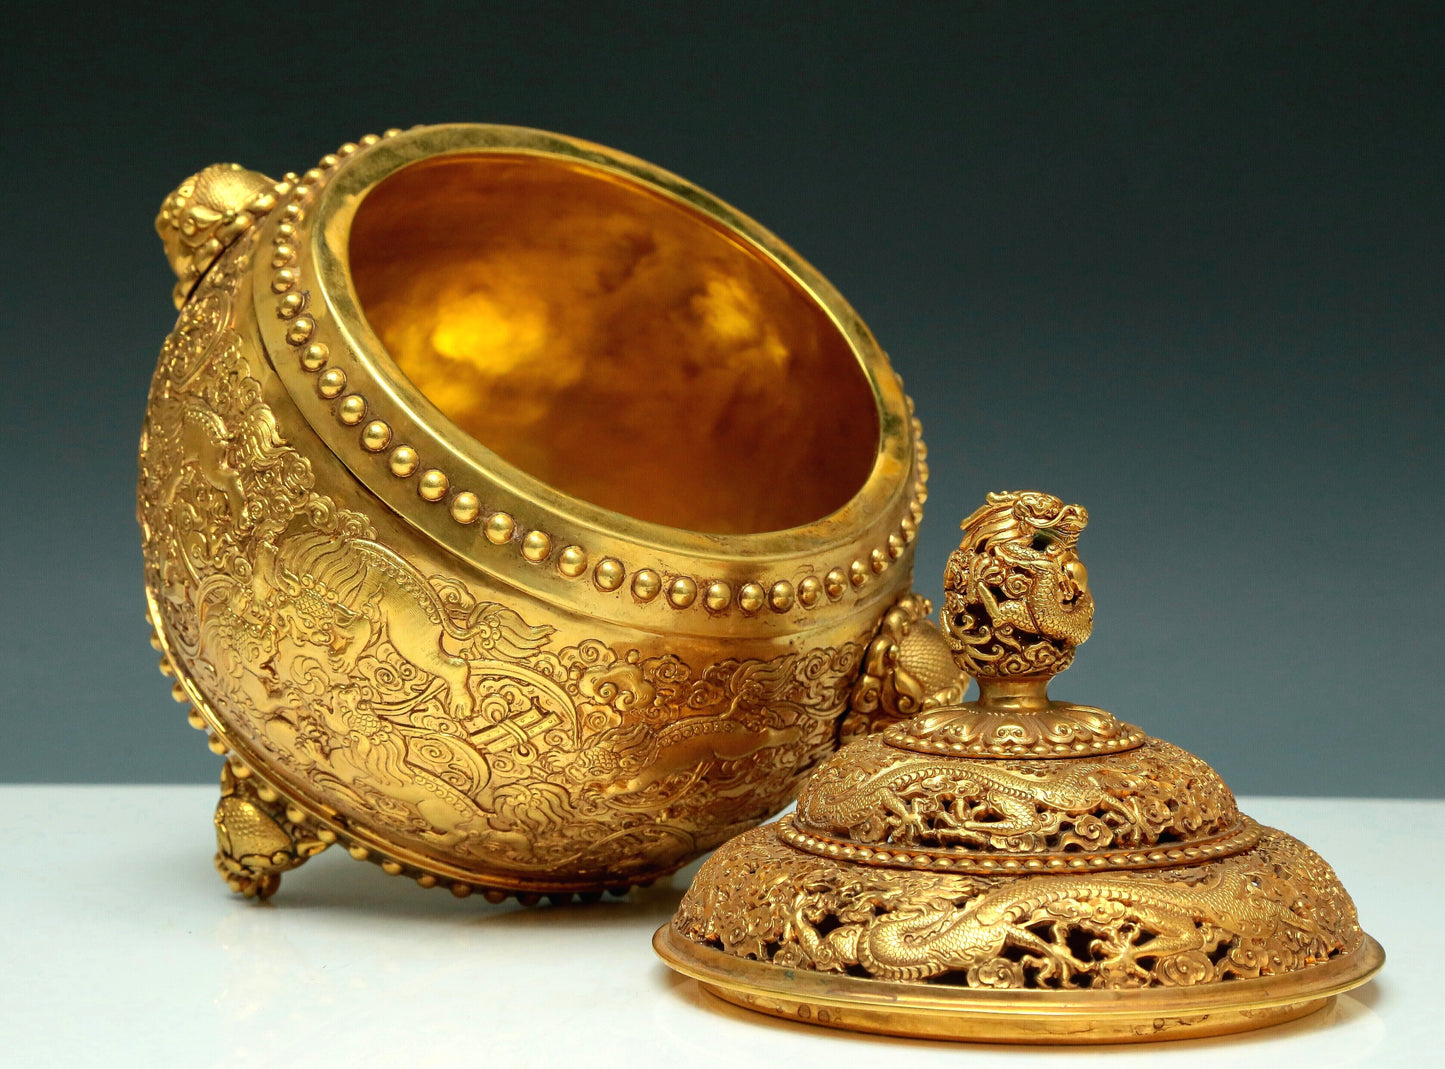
[140,125,964,900]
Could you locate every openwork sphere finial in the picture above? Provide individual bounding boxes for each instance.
[941,490,1093,682]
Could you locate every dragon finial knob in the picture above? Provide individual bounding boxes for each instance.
[890,491,1143,757]
[942,490,1094,682]
[156,163,280,308]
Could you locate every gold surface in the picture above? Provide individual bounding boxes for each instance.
[140,124,966,901]
[658,491,1382,1041]
[349,154,878,534]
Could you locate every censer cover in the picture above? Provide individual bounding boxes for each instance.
[656,491,1382,1043]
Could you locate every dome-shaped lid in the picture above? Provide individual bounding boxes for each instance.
[656,491,1382,1043]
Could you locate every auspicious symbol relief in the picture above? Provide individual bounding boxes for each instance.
[139,233,863,886]
[795,736,1242,854]
[673,825,1363,990]
[942,490,1093,678]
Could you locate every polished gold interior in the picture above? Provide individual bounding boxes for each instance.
[348,154,879,534]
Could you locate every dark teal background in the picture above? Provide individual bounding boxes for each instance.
[3,2,1441,793]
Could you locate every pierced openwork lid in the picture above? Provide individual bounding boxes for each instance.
[656,491,1382,1044]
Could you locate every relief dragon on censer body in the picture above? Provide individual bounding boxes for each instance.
[139,228,867,893]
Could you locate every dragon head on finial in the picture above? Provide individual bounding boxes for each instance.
[942,490,1093,681]
[156,163,279,309]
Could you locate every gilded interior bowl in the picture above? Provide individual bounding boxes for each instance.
[139,124,966,900]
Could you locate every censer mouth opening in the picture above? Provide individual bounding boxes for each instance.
[347,151,880,537]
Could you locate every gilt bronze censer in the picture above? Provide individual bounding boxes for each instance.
[139,124,967,901]
[657,491,1382,1042]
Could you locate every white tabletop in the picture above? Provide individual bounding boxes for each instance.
[1,787,1437,1067]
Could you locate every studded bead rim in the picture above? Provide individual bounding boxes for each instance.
[262,129,928,616]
